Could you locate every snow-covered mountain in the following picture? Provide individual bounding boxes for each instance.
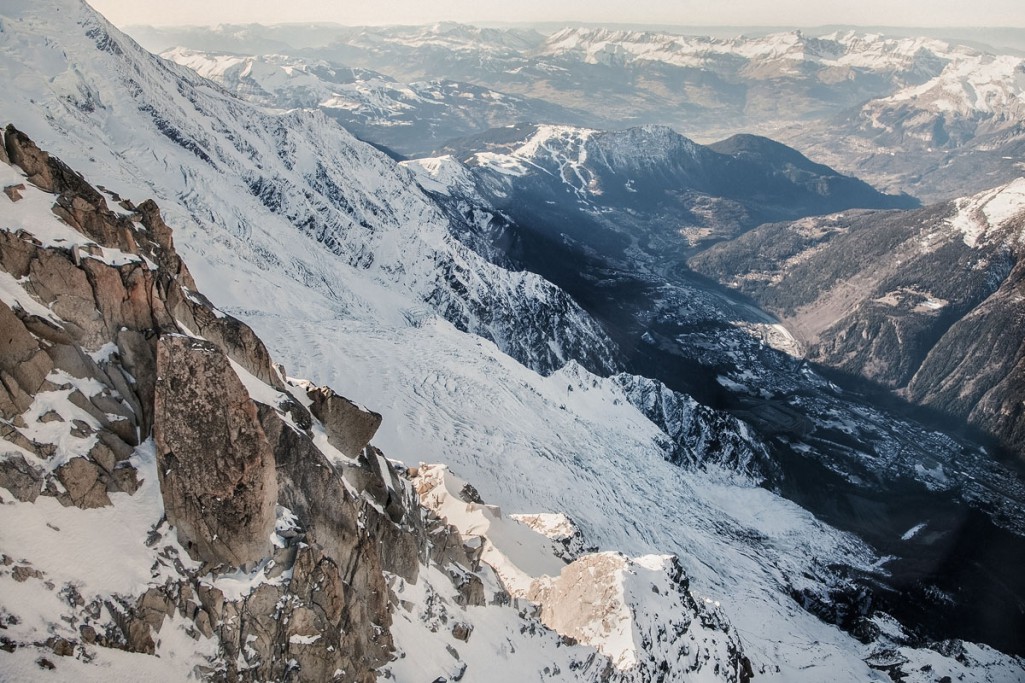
[538,28,955,75]
[5,131,1020,680]
[1,1,1024,681]
[691,177,1025,458]
[407,121,1025,663]
[0,0,618,379]
[162,49,586,157]
[424,122,914,253]
[127,23,966,136]
[140,22,1025,201]
[0,129,755,682]
[790,50,1025,202]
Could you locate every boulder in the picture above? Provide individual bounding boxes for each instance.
[4,124,61,193]
[4,184,24,202]
[55,457,111,509]
[108,462,141,495]
[306,386,382,457]
[153,335,277,567]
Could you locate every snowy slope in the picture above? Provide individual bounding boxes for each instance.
[875,54,1025,117]
[0,0,616,377]
[162,48,583,156]
[0,140,756,682]
[1,2,1023,681]
[851,52,1025,149]
[947,177,1025,247]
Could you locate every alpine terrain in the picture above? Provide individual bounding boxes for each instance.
[0,1,1023,682]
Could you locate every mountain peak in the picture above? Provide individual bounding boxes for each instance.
[709,133,835,173]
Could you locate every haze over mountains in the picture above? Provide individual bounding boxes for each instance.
[1,1,1024,682]
[143,21,1025,201]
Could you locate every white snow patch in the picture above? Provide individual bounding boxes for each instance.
[947,177,1025,247]
[901,523,927,541]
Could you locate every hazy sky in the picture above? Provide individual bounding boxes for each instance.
[89,0,1025,28]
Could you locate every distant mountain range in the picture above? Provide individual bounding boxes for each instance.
[152,23,1025,202]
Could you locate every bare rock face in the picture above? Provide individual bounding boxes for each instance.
[154,335,277,567]
[55,457,112,509]
[0,300,53,416]
[168,286,286,392]
[4,124,64,194]
[0,453,43,502]
[259,402,399,627]
[0,129,406,680]
[306,385,382,457]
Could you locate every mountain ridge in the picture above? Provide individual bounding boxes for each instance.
[0,124,756,681]
[690,177,1025,457]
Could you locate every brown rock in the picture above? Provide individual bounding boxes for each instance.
[123,618,155,655]
[4,184,24,202]
[96,430,136,463]
[194,609,214,639]
[452,573,486,608]
[306,385,382,458]
[258,406,395,678]
[0,423,52,460]
[137,587,174,632]
[134,200,196,288]
[0,379,25,419]
[5,125,60,192]
[451,622,473,642]
[69,419,93,438]
[0,300,52,401]
[101,365,145,430]
[90,392,135,425]
[153,335,277,567]
[168,286,284,391]
[0,454,43,502]
[26,250,104,347]
[87,260,172,337]
[0,230,34,278]
[195,584,224,624]
[108,463,140,496]
[47,637,75,657]
[116,330,158,434]
[18,313,74,346]
[55,457,111,509]
[45,343,105,383]
[79,625,97,644]
[88,439,118,473]
[12,564,44,582]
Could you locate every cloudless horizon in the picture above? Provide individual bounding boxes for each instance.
[89,0,1025,29]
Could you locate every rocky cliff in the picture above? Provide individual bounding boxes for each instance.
[0,128,752,681]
